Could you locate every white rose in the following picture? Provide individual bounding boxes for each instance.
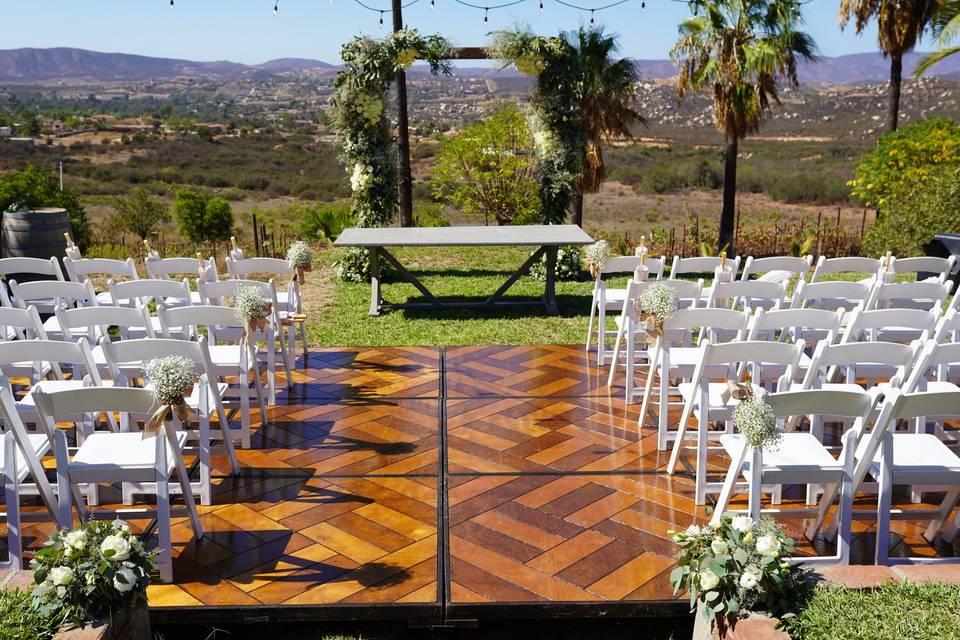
[710,539,729,556]
[731,515,753,533]
[112,567,138,593]
[755,534,781,557]
[63,530,88,551]
[100,534,132,562]
[50,566,74,586]
[685,524,702,536]
[698,568,720,591]
[739,567,760,590]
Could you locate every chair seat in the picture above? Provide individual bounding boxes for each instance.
[41,316,63,336]
[0,433,50,484]
[207,345,245,368]
[678,381,765,408]
[856,433,960,480]
[69,431,188,483]
[600,288,629,310]
[721,433,843,473]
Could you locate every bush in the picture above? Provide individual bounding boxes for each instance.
[173,189,234,247]
[850,116,960,208]
[769,174,850,205]
[0,164,92,249]
[414,202,449,227]
[238,176,270,191]
[638,165,686,194]
[687,159,722,189]
[299,202,354,243]
[863,165,960,257]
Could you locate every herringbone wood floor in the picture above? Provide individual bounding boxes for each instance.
[11,345,960,618]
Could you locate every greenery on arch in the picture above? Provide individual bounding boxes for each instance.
[489,29,586,225]
[331,29,454,282]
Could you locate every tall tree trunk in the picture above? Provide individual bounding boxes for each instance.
[719,137,738,257]
[393,0,414,227]
[888,52,903,132]
[573,189,584,227]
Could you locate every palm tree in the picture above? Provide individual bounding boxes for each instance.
[565,27,645,227]
[671,0,816,256]
[839,0,940,131]
[915,0,960,76]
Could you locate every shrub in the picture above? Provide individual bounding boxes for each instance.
[0,164,92,249]
[173,189,234,248]
[238,176,270,191]
[863,165,960,257]
[529,245,585,281]
[106,187,170,240]
[638,165,686,194]
[298,202,354,243]
[769,174,850,205]
[687,158,722,189]
[850,116,960,208]
[414,202,449,227]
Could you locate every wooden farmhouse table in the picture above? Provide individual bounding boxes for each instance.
[334,225,595,316]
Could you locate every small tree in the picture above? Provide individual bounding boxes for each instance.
[173,189,234,252]
[431,104,540,225]
[108,188,170,240]
[0,164,92,248]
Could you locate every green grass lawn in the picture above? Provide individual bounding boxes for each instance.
[309,245,615,347]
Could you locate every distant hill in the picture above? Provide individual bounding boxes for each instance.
[1,46,960,85]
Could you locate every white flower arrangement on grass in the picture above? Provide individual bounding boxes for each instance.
[734,396,782,451]
[31,520,155,627]
[583,240,609,276]
[669,515,798,633]
[143,356,197,407]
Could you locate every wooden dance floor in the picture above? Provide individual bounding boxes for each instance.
[14,345,960,624]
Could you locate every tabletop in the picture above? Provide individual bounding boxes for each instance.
[334,224,595,248]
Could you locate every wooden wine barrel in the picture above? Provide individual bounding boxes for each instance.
[1,208,71,259]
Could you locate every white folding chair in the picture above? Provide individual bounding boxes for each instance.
[745,307,844,386]
[101,337,239,505]
[226,257,308,363]
[0,257,66,314]
[107,278,194,339]
[890,255,956,284]
[35,386,203,582]
[586,255,666,366]
[840,306,939,346]
[8,279,98,341]
[669,255,741,305]
[158,305,269,448]
[144,255,217,305]
[869,280,952,312]
[198,279,293,403]
[638,308,752,452]
[934,307,960,344]
[666,339,804,505]
[801,339,921,397]
[851,389,960,564]
[708,279,788,312]
[711,388,881,566]
[63,257,139,305]
[606,278,703,403]
[791,279,874,314]
[0,305,48,344]
[56,305,155,376]
[740,255,812,284]
[811,256,882,283]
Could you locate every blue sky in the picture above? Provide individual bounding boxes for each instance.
[5,0,882,65]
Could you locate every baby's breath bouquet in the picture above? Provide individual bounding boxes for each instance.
[583,240,609,277]
[669,515,799,634]
[235,285,272,336]
[734,396,782,451]
[286,240,315,285]
[143,355,197,435]
[635,283,676,344]
[31,520,155,628]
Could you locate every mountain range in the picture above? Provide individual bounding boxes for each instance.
[0,46,957,84]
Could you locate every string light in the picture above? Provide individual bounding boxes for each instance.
[379,10,385,26]
[273,0,279,14]
[539,0,543,10]
[169,0,174,8]
[483,7,488,22]
[431,0,435,8]
[589,8,594,23]
[641,0,645,11]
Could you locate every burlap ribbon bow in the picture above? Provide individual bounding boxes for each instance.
[144,397,191,440]
[720,373,754,405]
[637,312,664,346]
[244,303,273,339]
[292,263,312,286]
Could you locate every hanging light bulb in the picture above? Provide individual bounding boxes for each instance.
[169,0,174,9]
[641,1,645,12]
[589,9,594,24]
[483,7,488,23]
[379,10,384,27]
[539,0,543,11]
[273,1,279,15]
[430,0,435,9]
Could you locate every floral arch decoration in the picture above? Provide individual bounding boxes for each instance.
[489,30,585,225]
[331,29,453,281]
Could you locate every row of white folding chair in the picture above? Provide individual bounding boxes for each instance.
[586,255,666,366]
[0,257,66,314]
[33,385,203,582]
[5,279,98,340]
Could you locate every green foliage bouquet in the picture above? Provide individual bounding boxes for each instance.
[31,520,154,627]
[670,515,799,630]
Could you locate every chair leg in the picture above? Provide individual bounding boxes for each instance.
[624,328,635,404]
[923,486,960,543]
[585,296,597,352]
[251,374,268,442]
[875,435,894,565]
[213,395,239,476]
[711,443,747,526]
[748,448,763,521]
[657,363,670,451]
[163,427,203,541]
[199,411,212,507]
[696,411,710,506]
[667,395,696,476]
[266,346,277,406]
[4,436,21,570]
[597,305,607,367]
[638,354,657,434]
[298,321,308,363]
[154,435,173,584]
[277,330,294,390]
